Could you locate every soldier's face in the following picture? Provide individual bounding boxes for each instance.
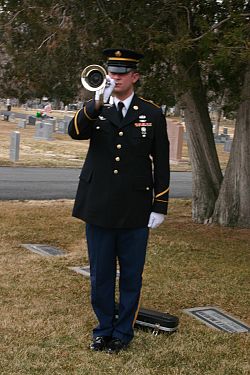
[109,71,139,99]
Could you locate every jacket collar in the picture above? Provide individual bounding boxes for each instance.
[102,94,141,128]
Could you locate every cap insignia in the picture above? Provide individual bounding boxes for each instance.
[115,50,122,57]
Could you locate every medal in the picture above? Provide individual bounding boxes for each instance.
[141,126,147,137]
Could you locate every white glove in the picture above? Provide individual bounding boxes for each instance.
[148,212,165,229]
[95,75,115,103]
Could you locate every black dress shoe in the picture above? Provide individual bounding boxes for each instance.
[106,338,128,354]
[89,336,111,351]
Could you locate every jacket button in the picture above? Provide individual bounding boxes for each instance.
[119,131,123,136]
[146,187,150,190]
[115,157,120,161]
[116,144,122,149]
[113,169,119,174]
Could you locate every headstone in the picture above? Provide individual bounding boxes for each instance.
[184,306,250,333]
[167,119,184,162]
[9,114,16,122]
[57,120,68,134]
[64,115,74,123]
[45,118,56,132]
[224,139,232,152]
[223,127,228,135]
[18,119,27,128]
[35,122,54,140]
[34,121,44,139]
[214,134,230,143]
[4,112,9,120]
[9,131,20,162]
[28,115,36,125]
[21,243,65,256]
[43,122,54,140]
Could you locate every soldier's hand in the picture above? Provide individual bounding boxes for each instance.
[148,212,165,229]
[103,76,116,103]
[95,76,115,104]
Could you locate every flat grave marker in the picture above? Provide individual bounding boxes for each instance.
[21,243,65,256]
[184,306,250,333]
[69,265,120,278]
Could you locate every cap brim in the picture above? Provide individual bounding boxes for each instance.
[107,66,135,74]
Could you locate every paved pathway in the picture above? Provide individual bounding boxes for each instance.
[0,167,192,200]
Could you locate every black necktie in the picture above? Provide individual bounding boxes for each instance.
[117,101,124,122]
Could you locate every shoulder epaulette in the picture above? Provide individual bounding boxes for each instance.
[139,97,160,108]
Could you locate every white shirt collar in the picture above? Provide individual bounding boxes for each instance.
[113,92,134,115]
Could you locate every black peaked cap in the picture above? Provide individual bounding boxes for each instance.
[103,48,144,73]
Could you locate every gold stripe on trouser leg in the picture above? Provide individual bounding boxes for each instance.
[132,272,144,327]
[132,293,142,327]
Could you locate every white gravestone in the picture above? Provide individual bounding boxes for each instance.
[35,122,54,141]
[18,119,27,128]
[10,131,20,162]
[45,118,56,132]
[64,115,74,123]
[9,114,16,122]
[224,139,232,152]
[57,120,68,134]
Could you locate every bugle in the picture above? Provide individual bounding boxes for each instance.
[81,65,107,91]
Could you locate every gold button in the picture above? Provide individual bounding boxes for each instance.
[96,126,100,130]
[146,187,150,190]
[119,131,123,136]
[115,157,120,161]
[116,144,122,149]
[114,169,119,174]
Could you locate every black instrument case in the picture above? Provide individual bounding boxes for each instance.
[115,305,179,335]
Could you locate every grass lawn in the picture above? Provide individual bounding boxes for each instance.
[0,199,249,375]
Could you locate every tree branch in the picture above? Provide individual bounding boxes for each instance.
[96,0,114,24]
[36,32,57,51]
[191,13,250,42]
[36,9,67,51]
[1,7,36,28]
[178,5,191,30]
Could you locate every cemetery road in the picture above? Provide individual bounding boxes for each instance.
[0,167,192,200]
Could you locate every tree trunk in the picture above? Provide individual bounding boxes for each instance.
[212,64,250,227]
[179,53,223,223]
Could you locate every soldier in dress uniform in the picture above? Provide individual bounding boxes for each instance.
[68,48,170,354]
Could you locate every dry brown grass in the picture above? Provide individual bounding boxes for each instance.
[0,109,232,170]
[0,199,249,375]
[0,118,89,168]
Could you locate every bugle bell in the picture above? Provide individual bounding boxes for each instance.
[81,65,107,91]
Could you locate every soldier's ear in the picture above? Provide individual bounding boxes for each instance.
[132,72,140,84]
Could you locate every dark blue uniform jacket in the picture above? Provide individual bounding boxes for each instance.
[68,94,170,228]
